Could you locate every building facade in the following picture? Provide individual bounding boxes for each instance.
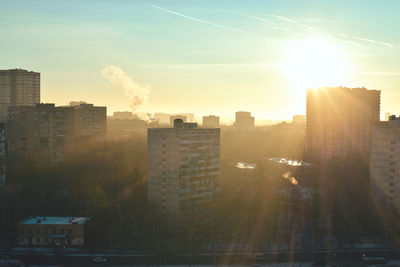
[370,116,400,211]
[306,87,380,162]
[0,123,5,187]
[202,115,220,128]
[0,69,40,122]
[147,119,220,223]
[6,103,106,163]
[235,111,254,128]
[17,216,90,247]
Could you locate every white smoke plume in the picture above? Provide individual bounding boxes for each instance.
[101,65,150,113]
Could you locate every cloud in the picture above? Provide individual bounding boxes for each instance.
[101,65,150,112]
[139,1,252,35]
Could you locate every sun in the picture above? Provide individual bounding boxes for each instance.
[280,37,351,90]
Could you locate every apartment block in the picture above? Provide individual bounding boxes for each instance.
[6,103,106,163]
[202,115,220,128]
[147,119,220,223]
[306,87,380,162]
[0,69,40,122]
[370,116,400,211]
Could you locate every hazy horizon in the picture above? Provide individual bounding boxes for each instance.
[1,0,399,120]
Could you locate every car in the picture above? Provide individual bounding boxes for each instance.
[93,256,107,263]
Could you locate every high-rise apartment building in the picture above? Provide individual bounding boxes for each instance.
[0,69,40,122]
[6,103,106,163]
[0,123,5,187]
[147,119,220,223]
[202,115,220,128]
[306,87,380,162]
[235,111,254,128]
[370,116,400,211]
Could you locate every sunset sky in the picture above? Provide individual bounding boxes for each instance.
[1,0,399,122]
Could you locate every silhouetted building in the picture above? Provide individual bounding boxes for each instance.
[385,112,391,121]
[0,69,40,122]
[154,113,194,124]
[69,101,86,107]
[0,123,5,187]
[370,115,400,211]
[17,216,90,247]
[306,87,380,162]
[169,115,187,126]
[147,119,220,223]
[71,103,106,139]
[113,111,134,120]
[235,111,254,128]
[6,103,106,163]
[292,115,305,124]
[202,115,220,128]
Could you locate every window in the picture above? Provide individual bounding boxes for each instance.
[68,229,72,234]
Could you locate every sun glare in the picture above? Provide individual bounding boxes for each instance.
[281,37,351,90]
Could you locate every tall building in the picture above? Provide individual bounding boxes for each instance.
[235,111,254,128]
[6,103,106,163]
[370,116,400,211]
[0,69,40,122]
[306,87,380,162]
[0,123,5,187]
[147,119,220,223]
[169,115,187,126]
[202,115,220,128]
[71,103,107,139]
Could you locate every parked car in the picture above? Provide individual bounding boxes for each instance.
[93,256,107,263]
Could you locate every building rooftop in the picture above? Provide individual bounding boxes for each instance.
[19,216,90,225]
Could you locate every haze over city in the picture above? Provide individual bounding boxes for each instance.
[1,0,400,121]
[3,1,400,266]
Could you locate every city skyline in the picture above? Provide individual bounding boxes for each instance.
[1,0,399,120]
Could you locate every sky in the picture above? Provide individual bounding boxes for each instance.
[1,0,400,122]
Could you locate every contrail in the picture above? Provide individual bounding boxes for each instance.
[138,1,253,35]
[268,14,314,31]
[243,14,293,33]
[354,36,394,48]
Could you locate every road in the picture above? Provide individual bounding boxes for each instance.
[1,248,400,266]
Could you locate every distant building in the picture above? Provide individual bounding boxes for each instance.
[202,115,220,128]
[0,123,5,187]
[6,103,106,163]
[306,87,380,162]
[370,115,400,211]
[154,113,194,124]
[113,111,134,120]
[385,112,391,121]
[179,113,195,122]
[169,115,187,126]
[235,111,254,128]
[17,216,90,247]
[292,115,305,124]
[147,119,220,223]
[0,69,40,122]
[69,101,86,107]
